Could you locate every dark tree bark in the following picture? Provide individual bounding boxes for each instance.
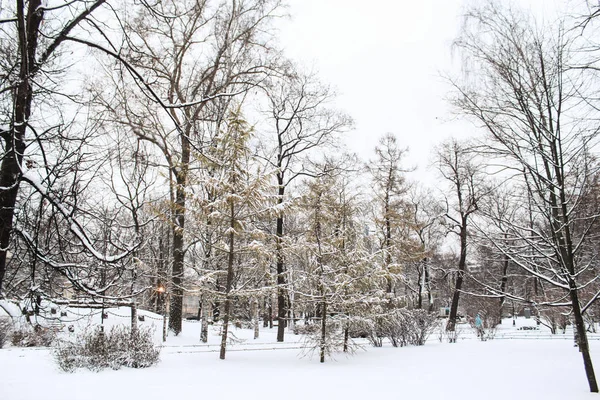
[276,180,287,342]
[437,140,480,333]
[447,220,468,332]
[498,240,510,325]
[265,71,350,342]
[384,187,393,294]
[169,145,189,335]
[219,200,236,360]
[319,297,327,363]
[417,260,433,311]
[0,0,105,294]
[452,2,599,390]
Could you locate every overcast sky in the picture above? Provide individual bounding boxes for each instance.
[277,0,567,185]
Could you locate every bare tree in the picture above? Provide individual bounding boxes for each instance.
[452,2,600,392]
[94,0,283,334]
[471,186,521,326]
[406,186,444,311]
[106,131,159,335]
[436,139,484,332]
[262,70,352,342]
[0,0,130,297]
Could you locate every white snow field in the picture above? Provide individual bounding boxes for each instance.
[1,308,599,400]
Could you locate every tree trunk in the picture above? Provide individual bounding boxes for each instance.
[169,113,191,334]
[498,244,510,325]
[0,0,43,294]
[570,285,598,392]
[320,298,327,363]
[169,179,186,334]
[447,223,467,332]
[288,275,295,333]
[263,297,269,328]
[343,325,349,353]
[417,263,424,309]
[552,150,597,392]
[276,181,287,342]
[130,300,138,337]
[253,297,260,339]
[219,295,232,360]
[384,187,393,294]
[162,294,169,342]
[130,264,139,337]
[424,258,434,312]
[219,199,236,360]
[200,296,209,343]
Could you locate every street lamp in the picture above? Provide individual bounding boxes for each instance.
[157,285,167,342]
[512,300,516,327]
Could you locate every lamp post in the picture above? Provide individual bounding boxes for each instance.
[157,285,167,342]
[512,300,516,327]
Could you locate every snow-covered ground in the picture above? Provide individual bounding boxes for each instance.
[1,309,599,400]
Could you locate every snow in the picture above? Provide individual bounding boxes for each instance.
[0,300,21,322]
[1,314,599,400]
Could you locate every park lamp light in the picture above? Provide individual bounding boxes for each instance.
[156,284,168,342]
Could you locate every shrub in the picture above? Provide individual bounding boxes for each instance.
[293,323,320,335]
[365,319,385,348]
[300,318,345,361]
[0,318,12,348]
[359,313,398,348]
[385,310,413,347]
[411,309,438,346]
[363,309,438,347]
[54,326,160,372]
[11,324,57,347]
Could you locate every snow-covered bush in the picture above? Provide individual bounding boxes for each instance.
[293,322,320,335]
[0,318,12,348]
[11,324,57,347]
[363,316,385,347]
[54,326,160,372]
[364,309,438,347]
[362,311,410,347]
[410,309,438,346]
[346,319,370,339]
[300,318,345,360]
[536,307,569,334]
[385,310,411,347]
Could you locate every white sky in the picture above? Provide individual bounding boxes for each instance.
[277,0,568,185]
